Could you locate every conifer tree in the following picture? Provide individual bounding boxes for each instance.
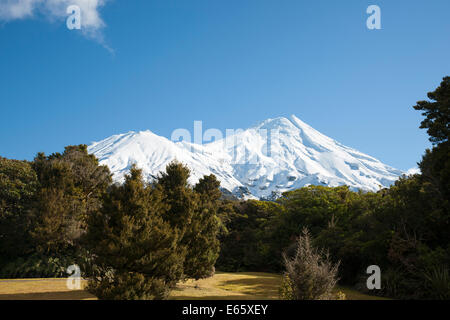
[156,162,221,280]
[413,76,450,248]
[183,174,221,279]
[84,165,184,300]
[156,161,195,235]
[414,76,449,145]
[31,145,111,254]
[155,161,195,277]
[413,77,449,195]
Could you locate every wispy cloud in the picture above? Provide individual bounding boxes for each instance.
[0,0,37,20]
[0,0,112,51]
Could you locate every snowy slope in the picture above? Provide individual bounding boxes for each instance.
[87,130,242,192]
[88,115,403,199]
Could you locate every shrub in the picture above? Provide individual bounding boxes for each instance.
[280,228,340,300]
[0,253,74,278]
[87,272,170,300]
[421,265,450,300]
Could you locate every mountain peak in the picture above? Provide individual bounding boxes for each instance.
[252,115,319,136]
[254,116,295,129]
[88,116,404,199]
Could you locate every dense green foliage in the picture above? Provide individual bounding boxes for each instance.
[217,200,283,272]
[0,158,37,264]
[31,145,112,254]
[0,151,221,299]
[82,163,222,299]
[216,176,449,299]
[0,146,111,277]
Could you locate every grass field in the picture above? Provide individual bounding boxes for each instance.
[0,272,387,300]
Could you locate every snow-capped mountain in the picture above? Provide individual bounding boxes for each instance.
[88,115,403,199]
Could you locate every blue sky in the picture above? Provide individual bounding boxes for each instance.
[0,0,449,171]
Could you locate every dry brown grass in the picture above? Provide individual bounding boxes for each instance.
[0,272,387,300]
[171,272,281,300]
[0,278,95,300]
